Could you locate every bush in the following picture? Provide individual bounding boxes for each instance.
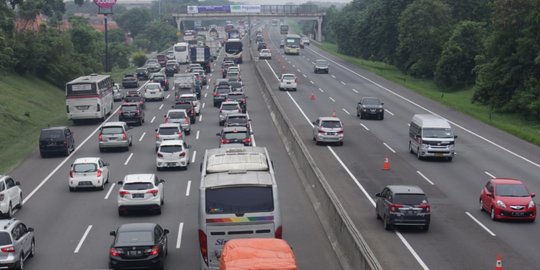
[132,51,147,67]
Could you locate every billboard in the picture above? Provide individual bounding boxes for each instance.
[187,5,230,14]
[94,0,116,9]
[230,5,261,13]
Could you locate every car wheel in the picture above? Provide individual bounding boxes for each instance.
[29,239,35,258]
[129,138,133,146]
[99,148,104,153]
[359,112,364,119]
[156,207,162,215]
[69,187,75,192]
[161,197,164,206]
[383,215,392,230]
[447,157,453,162]
[39,151,47,158]
[18,193,23,209]
[64,147,70,156]
[409,142,414,154]
[157,167,162,171]
[356,110,360,117]
[99,181,105,191]
[380,113,384,120]
[339,141,344,146]
[186,130,191,136]
[376,207,381,220]
[491,207,497,221]
[118,208,125,216]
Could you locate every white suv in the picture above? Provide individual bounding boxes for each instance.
[143,83,164,101]
[279,73,297,91]
[0,176,22,218]
[219,101,242,126]
[117,174,165,216]
[69,157,110,191]
[156,140,191,170]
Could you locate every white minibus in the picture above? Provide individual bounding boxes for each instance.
[65,74,114,124]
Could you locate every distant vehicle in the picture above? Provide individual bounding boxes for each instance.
[284,34,301,55]
[408,114,457,161]
[66,74,114,123]
[213,86,231,107]
[301,36,310,46]
[217,126,252,147]
[173,42,190,64]
[156,140,191,170]
[0,219,35,269]
[117,174,165,215]
[113,84,122,101]
[118,102,145,126]
[155,123,183,151]
[224,23,234,33]
[98,121,133,152]
[226,92,247,112]
[190,46,212,73]
[280,24,289,34]
[280,39,285,48]
[224,113,250,130]
[0,176,22,218]
[172,101,196,124]
[257,42,267,51]
[225,39,243,64]
[136,67,149,80]
[271,19,278,26]
[480,178,536,222]
[156,54,167,67]
[375,185,431,231]
[165,109,191,135]
[357,97,384,120]
[122,74,139,88]
[39,126,75,157]
[166,50,175,60]
[151,73,169,91]
[69,157,109,191]
[278,73,297,91]
[313,59,329,74]
[165,61,179,77]
[143,83,164,101]
[259,49,271,60]
[227,29,240,39]
[312,117,344,146]
[219,101,242,126]
[178,93,200,115]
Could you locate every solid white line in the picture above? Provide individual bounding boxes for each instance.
[185,181,191,196]
[206,85,209,90]
[307,47,540,169]
[292,65,296,68]
[331,74,336,78]
[74,225,93,253]
[310,80,314,84]
[319,88,324,93]
[124,153,134,165]
[208,78,212,83]
[352,88,359,93]
[395,231,430,270]
[297,68,301,72]
[176,222,184,249]
[360,123,370,131]
[196,130,200,140]
[484,171,495,178]
[199,115,202,122]
[287,93,313,126]
[204,92,208,98]
[150,116,156,123]
[385,109,395,116]
[465,212,496,237]
[383,143,396,154]
[340,81,346,85]
[166,94,170,99]
[416,171,435,185]
[246,112,257,147]
[303,74,307,78]
[329,97,336,102]
[202,103,206,109]
[191,151,197,163]
[139,132,146,142]
[342,108,350,115]
[104,183,116,200]
[159,104,164,110]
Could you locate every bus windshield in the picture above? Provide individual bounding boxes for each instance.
[225,41,243,54]
[285,38,300,48]
[206,186,274,214]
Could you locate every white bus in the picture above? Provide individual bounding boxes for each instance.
[173,42,190,64]
[224,38,243,64]
[66,74,114,123]
[198,147,281,270]
[284,34,301,55]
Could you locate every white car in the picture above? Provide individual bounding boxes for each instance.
[279,73,297,91]
[259,49,272,60]
[0,176,22,218]
[69,157,110,191]
[219,101,242,126]
[143,83,164,101]
[301,36,310,46]
[156,140,191,170]
[155,123,183,151]
[227,66,240,74]
[117,174,165,215]
[178,93,200,115]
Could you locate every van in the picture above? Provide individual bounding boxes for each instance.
[408,114,457,161]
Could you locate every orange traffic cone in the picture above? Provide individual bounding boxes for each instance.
[495,255,503,270]
[383,155,390,170]
[309,93,316,101]
[331,109,336,117]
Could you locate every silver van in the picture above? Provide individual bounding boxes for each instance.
[408,114,457,161]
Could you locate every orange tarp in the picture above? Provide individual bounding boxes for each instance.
[220,239,297,270]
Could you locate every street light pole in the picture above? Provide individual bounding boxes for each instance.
[104,14,110,72]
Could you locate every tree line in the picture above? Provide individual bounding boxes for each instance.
[316,0,540,119]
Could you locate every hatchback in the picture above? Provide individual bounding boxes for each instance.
[109,223,168,270]
[117,174,165,215]
[0,176,22,218]
[123,74,139,88]
[213,86,231,107]
[143,83,164,101]
[480,178,536,222]
[375,185,431,231]
[164,109,191,135]
[171,101,196,124]
[118,103,145,126]
[312,117,344,146]
[155,123,183,151]
[156,140,191,170]
[151,73,169,91]
[69,157,110,191]
[99,122,133,152]
[357,97,384,120]
[135,68,149,81]
[113,84,123,101]
[123,95,145,110]
[219,101,242,126]
[224,113,251,130]
[39,126,75,157]
[0,219,35,269]
[259,49,272,60]
[217,127,252,147]
[279,74,297,91]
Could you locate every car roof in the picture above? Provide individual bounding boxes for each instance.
[319,117,341,122]
[226,113,248,118]
[159,123,181,128]
[146,82,161,86]
[411,114,451,129]
[491,178,524,185]
[0,219,20,230]
[159,140,185,147]
[203,171,273,188]
[361,97,381,102]
[73,157,101,164]
[118,223,156,232]
[41,126,68,131]
[103,121,126,127]
[121,102,140,106]
[386,185,425,194]
[282,73,295,77]
[168,109,188,114]
[221,101,240,105]
[123,174,155,183]
[223,126,248,132]
[180,93,196,98]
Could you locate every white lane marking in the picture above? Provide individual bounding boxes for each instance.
[292,65,296,68]
[196,130,200,140]
[383,143,396,154]
[395,232,430,270]
[208,78,212,83]
[104,183,116,200]
[191,151,197,163]
[204,93,208,98]
[139,132,146,142]
[307,47,540,169]
[331,74,336,79]
[340,81,346,85]
[319,88,324,93]
[150,116,156,123]
[199,114,203,122]
[206,85,209,90]
[385,109,395,116]
[166,94,170,99]
[360,123,370,131]
[310,80,314,84]
[484,171,495,178]
[159,104,164,110]
[416,171,435,185]
[342,108,350,115]
[465,212,496,237]
[303,74,307,78]
[124,153,133,165]
[297,68,301,72]
[329,97,336,102]
[352,88,359,94]
[202,103,206,109]
[185,181,191,196]
[176,222,184,249]
[74,225,93,253]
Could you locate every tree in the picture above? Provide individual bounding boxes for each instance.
[116,8,151,38]
[135,21,177,52]
[109,42,131,69]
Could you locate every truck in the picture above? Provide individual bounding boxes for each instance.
[190,46,212,73]
[206,37,220,61]
[173,73,194,90]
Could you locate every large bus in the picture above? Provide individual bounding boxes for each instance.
[66,74,114,123]
[173,42,190,64]
[280,24,289,34]
[284,34,301,55]
[199,147,281,270]
[224,38,243,64]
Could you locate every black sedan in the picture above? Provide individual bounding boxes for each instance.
[109,223,169,270]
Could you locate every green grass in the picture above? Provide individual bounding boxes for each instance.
[0,74,68,173]
[316,42,540,146]
[108,66,137,84]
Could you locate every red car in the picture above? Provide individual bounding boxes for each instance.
[480,178,536,221]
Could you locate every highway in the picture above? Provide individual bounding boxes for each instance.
[255,24,540,269]
[9,47,340,268]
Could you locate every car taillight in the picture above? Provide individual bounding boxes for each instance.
[156,133,160,139]
[157,153,163,158]
[198,230,208,266]
[176,96,179,99]
[295,78,298,83]
[318,129,325,134]
[98,133,103,141]
[97,169,102,177]
[275,226,283,239]
[243,138,251,143]
[145,245,160,256]
[135,110,140,114]
[139,101,143,105]
[1,246,15,253]
[165,118,169,123]
[419,204,430,213]
[66,105,70,113]
[110,247,121,257]
[178,133,183,139]
[179,152,186,157]
[390,204,403,212]
[69,169,74,178]
[185,117,190,123]
[97,104,101,112]
[213,92,218,97]
[147,189,159,196]
[119,191,130,198]
[221,139,230,144]
[337,130,344,134]
[122,132,127,140]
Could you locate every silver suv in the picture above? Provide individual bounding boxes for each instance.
[0,219,35,269]
[98,122,133,152]
[155,123,184,151]
[0,176,22,218]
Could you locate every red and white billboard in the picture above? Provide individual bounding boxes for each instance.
[94,0,116,9]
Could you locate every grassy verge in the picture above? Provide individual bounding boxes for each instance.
[316,42,540,146]
[0,74,68,173]
[108,66,137,84]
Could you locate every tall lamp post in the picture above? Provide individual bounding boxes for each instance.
[94,0,117,73]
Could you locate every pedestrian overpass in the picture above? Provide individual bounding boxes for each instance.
[172,5,325,41]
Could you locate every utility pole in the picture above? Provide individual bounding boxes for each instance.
[94,0,116,73]
[104,14,110,72]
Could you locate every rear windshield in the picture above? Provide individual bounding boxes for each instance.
[224,131,248,140]
[123,182,153,190]
[496,184,530,197]
[422,128,453,138]
[217,88,230,94]
[168,111,186,118]
[66,83,96,96]
[230,82,242,89]
[0,232,11,245]
[174,45,187,52]
[124,96,142,102]
[116,231,153,245]
[222,104,239,110]
[206,186,274,214]
[173,104,190,110]
[227,117,247,124]
[73,163,97,173]
[101,127,123,134]
[122,105,138,111]
[180,96,196,102]
[147,84,160,90]
[159,145,183,153]
[40,130,63,139]
[321,121,342,128]
[283,75,295,80]
[393,194,428,205]
[159,127,180,135]
[316,60,327,65]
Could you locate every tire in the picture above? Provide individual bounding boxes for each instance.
[356,110,360,117]
[339,141,344,146]
[39,151,47,158]
[416,148,422,160]
[186,130,191,136]
[18,193,23,209]
[129,138,133,147]
[99,181,105,191]
[380,113,384,120]
[29,240,35,258]
[376,208,381,220]
[359,112,363,119]
[491,207,497,221]
[64,147,70,157]
[99,148,104,153]
[156,207,162,215]
[118,208,125,216]
[447,157,453,162]
[383,215,392,230]
[124,146,129,152]
[409,142,414,154]
[157,167,162,171]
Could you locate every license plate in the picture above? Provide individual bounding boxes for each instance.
[132,193,144,198]
[286,82,291,84]
[167,162,176,166]
[434,153,443,156]
[78,181,92,186]
[76,106,89,110]
[150,91,156,94]
[128,250,140,256]
[327,132,335,135]
[108,137,117,140]
[512,212,525,216]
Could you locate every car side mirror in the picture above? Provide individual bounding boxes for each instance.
[164,229,170,234]
[531,193,536,198]
[454,135,458,139]
[487,193,493,197]
[117,181,123,185]
[104,163,110,167]
[375,193,381,197]
[160,179,165,183]
[216,133,221,136]
[110,231,116,236]
[15,181,20,186]
[381,102,384,105]
[186,145,191,149]
[28,227,34,232]
[312,121,317,125]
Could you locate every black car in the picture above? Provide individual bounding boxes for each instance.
[217,126,252,147]
[109,223,169,270]
[257,42,267,51]
[375,185,431,231]
[165,63,178,77]
[172,101,196,124]
[224,113,251,130]
[357,97,384,120]
[151,74,169,91]
[156,54,167,67]
[118,103,145,126]
[122,74,139,88]
[194,80,202,99]
[136,68,149,81]
[39,126,75,157]
[213,86,231,107]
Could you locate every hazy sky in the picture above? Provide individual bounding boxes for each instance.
[228,0,351,4]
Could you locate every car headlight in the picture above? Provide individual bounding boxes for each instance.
[528,200,535,208]
[496,200,506,208]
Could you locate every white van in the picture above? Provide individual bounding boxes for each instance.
[198,147,281,270]
[409,114,457,161]
[173,42,189,64]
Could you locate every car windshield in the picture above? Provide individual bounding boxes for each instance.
[0,232,12,245]
[73,163,97,173]
[40,129,63,139]
[123,182,153,190]
[496,184,530,197]
[122,105,138,111]
[222,104,239,110]
[101,127,123,134]
[147,84,160,90]
[362,98,381,105]
[168,111,186,118]
[206,186,274,214]
[321,121,342,128]
[224,131,248,139]
[159,145,183,153]
[393,194,428,205]
[116,231,153,245]
[159,127,180,135]
[422,128,453,138]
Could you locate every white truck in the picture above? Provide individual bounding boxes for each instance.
[173,74,194,90]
